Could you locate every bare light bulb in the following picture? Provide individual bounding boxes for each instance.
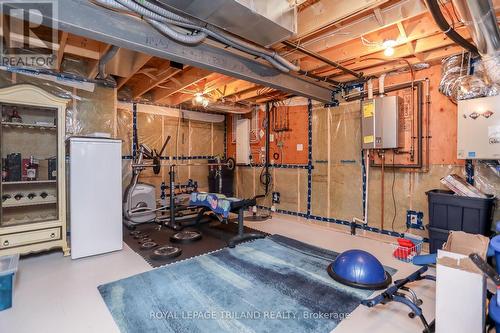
[384,46,395,57]
[382,39,397,57]
[194,93,204,104]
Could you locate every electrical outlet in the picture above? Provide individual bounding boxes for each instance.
[406,210,424,230]
[272,192,280,204]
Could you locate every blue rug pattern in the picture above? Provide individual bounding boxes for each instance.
[98,235,396,333]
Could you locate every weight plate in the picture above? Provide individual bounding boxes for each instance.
[153,156,161,175]
[170,230,202,244]
[138,238,153,244]
[150,246,182,260]
[245,215,271,222]
[226,157,235,171]
[134,233,149,239]
[140,241,158,250]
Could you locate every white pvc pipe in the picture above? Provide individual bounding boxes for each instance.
[379,73,386,96]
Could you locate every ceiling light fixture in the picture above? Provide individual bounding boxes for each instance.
[193,92,209,108]
[382,39,397,57]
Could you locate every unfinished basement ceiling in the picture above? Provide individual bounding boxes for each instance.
[3,0,500,113]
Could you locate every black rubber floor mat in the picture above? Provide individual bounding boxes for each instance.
[123,220,268,267]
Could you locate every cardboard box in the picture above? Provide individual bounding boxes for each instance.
[436,231,489,333]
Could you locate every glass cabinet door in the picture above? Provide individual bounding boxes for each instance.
[1,103,59,227]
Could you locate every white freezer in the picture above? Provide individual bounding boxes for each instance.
[68,137,123,259]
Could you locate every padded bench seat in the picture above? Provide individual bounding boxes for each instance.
[189,192,263,247]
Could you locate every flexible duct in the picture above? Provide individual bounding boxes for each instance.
[97,45,119,79]
[452,0,500,84]
[145,19,207,44]
[96,0,298,73]
[135,0,300,72]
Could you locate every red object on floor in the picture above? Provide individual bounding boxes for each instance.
[394,238,416,260]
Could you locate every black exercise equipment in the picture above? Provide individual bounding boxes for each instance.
[361,265,436,333]
[193,196,265,248]
[245,196,272,222]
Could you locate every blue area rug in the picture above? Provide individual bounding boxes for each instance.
[99,235,396,333]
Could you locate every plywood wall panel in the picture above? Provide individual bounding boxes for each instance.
[226,106,309,164]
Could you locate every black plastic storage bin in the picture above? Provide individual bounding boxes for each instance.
[428,226,450,253]
[426,189,495,235]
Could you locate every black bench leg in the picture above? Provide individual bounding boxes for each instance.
[228,208,265,248]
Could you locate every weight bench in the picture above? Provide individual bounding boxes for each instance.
[190,192,265,247]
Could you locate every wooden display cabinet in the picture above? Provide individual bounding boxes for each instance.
[0,84,69,256]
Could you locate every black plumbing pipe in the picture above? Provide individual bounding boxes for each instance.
[282,40,363,79]
[424,0,478,55]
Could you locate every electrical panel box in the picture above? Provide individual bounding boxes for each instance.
[457,95,500,159]
[236,118,251,164]
[361,96,403,149]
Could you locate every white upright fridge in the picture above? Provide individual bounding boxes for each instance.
[68,137,123,259]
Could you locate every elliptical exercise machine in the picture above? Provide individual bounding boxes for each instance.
[122,135,237,243]
[123,136,204,243]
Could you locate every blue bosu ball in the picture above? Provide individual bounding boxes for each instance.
[327,249,392,290]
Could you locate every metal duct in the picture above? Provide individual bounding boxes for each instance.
[452,0,500,84]
[152,0,297,47]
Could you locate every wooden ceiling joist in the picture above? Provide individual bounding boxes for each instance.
[56,32,68,71]
[284,0,428,60]
[116,55,153,90]
[317,27,471,80]
[165,75,237,106]
[150,67,212,103]
[130,61,183,99]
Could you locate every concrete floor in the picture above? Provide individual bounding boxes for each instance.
[0,214,435,333]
